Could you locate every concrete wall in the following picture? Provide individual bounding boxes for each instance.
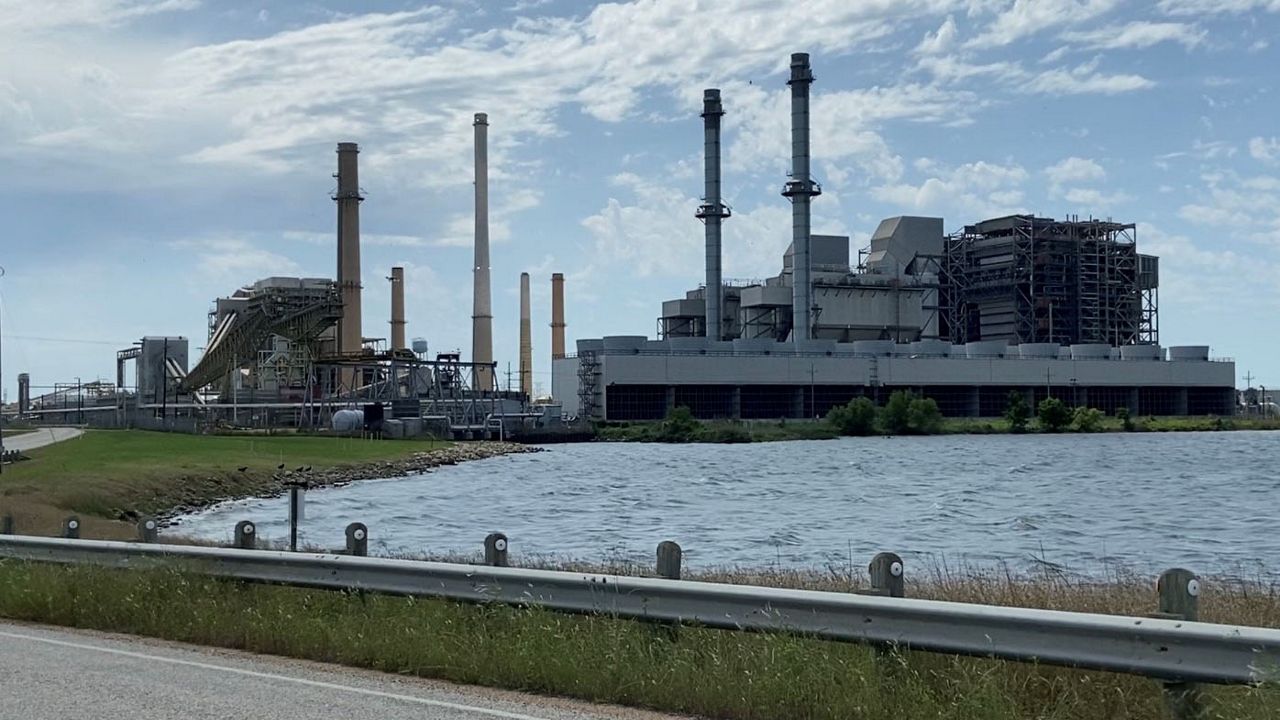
[551,357,581,416]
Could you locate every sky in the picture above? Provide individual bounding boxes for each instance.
[1,0,1278,402]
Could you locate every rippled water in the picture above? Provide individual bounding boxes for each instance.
[171,432,1279,574]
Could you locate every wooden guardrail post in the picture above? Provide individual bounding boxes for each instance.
[484,532,508,567]
[869,552,905,598]
[656,541,683,580]
[345,523,368,557]
[1158,568,1205,720]
[137,518,158,543]
[62,516,80,539]
[0,513,13,535]
[234,520,256,550]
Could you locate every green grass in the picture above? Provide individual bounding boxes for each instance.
[0,430,451,538]
[2,561,1278,719]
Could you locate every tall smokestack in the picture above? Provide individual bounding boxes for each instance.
[550,273,566,360]
[335,142,364,356]
[520,272,532,398]
[697,88,731,341]
[18,373,30,414]
[389,266,406,351]
[782,53,820,342]
[472,113,494,389]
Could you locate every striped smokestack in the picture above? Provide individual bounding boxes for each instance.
[472,113,494,389]
[520,272,532,398]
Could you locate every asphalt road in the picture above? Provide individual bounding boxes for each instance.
[0,622,689,720]
[2,426,83,453]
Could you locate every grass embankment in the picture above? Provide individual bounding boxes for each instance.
[2,561,1278,719]
[0,430,449,538]
[1,428,34,438]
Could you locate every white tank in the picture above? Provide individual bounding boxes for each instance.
[411,338,429,354]
[332,409,364,434]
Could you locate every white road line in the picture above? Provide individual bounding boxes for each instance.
[0,629,554,720]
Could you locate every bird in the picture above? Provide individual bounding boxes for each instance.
[303,466,312,472]
[237,466,248,473]
[294,466,305,473]
[277,463,285,470]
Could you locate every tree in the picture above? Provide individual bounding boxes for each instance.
[656,406,702,442]
[1116,406,1134,432]
[881,390,914,434]
[1004,390,1030,433]
[827,396,878,436]
[1037,397,1071,432]
[907,397,943,434]
[1071,406,1104,433]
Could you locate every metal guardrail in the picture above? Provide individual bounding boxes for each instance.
[2,533,1280,693]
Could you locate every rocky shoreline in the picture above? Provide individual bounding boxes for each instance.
[160,442,541,526]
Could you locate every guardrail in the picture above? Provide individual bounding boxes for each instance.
[2,518,1278,719]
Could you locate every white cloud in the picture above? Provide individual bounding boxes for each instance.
[872,160,1029,218]
[1022,64,1154,95]
[0,0,199,32]
[1158,0,1280,15]
[172,237,301,281]
[1045,156,1106,185]
[916,15,959,54]
[968,0,1120,47]
[1249,137,1280,163]
[1060,21,1205,50]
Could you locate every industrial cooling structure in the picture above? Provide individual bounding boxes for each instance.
[553,52,1234,422]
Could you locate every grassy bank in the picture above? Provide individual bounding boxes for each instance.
[1,560,1278,719]
[1,428,34,438]
[0,430,452,538]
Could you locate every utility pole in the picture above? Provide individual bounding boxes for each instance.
[0,265,6,475]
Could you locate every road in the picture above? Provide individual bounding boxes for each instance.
[0,621,689,720]
[2,426,83,453]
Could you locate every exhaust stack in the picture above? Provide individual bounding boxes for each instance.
[18,373,30,414]
[335,142,364,356]
[550,273,566,360]
[781,53,820,342]
[520,272,532,397]
[696,88,731,341]
[389,266,406,351]
[472,113,494,389]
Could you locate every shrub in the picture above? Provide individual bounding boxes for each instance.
[655,406,702,442]
[1071,406,1104,433]
[826,397,878,436]
[881,390,914,434]
[1116,406,1134,432]
[1004,391,1030,433]
[907,397,943,435]
[704,424,752,443]
[1037,398,1071,432]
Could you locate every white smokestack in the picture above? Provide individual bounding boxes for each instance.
[472,113,494,389]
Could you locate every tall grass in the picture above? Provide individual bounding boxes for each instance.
[2,560,1279,719]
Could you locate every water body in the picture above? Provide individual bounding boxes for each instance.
[171,432,1278,575]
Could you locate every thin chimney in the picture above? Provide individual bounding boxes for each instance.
[696,88,730,341]
[335,142,364,355]
[389,266,406,351]
[520,272,532,398]
[550,273,566,360]
[781,53,820,342]
[472,113,494,389]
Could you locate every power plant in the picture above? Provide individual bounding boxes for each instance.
[6,51,1238,435]
[551,53,1235,422]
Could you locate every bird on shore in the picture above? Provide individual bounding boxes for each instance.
[277,463,285,470]
[294,466,305,473]
[237,466,248,473]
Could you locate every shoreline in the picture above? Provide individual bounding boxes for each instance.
[160,441,541,526]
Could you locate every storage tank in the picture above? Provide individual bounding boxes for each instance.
[1168,345,1210,361]
[1070,344,1111,360]
[411,338,429,355]
[965,340,1008,358]
[576,339,604,354]
[332,409,364,434]
[1120,344,1162,361]
[852,340,895,356]
[1017,343,1059,359]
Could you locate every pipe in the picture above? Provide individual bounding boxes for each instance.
[472,113,494,390]
[781,53,820,342]
[519,272,532,398]
[696,88,730,341]
[550,273,566,360]
[335,142,363,356]
[389,266,406,351]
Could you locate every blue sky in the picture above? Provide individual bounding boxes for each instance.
[1,0,1278,401]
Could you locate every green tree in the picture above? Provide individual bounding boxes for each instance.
[826,396,878,436]
[1004,390,1030,433]
[907,397,943,434]
[656,406,702,442]
[1037,397,1071,432]
[1071,406,1104,433]
[1116,406,1134,431]
[880,390,914,434]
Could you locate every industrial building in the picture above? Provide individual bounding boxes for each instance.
[552,52,1235,422]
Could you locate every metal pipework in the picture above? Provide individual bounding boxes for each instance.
[696,89,731,342]
[519,272,532,397]
[781,53,821,342]
[388,266,406,351]
[550,273,566,359]
[472,114,494,389]
[335,142,364,357]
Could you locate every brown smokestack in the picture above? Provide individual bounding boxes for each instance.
[550,273,566,360]
[335,142,363,357]
[389,266,406,351]
[520,272,532,397]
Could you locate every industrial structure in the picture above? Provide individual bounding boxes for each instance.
[520,272,533,398]
[553,52,1235,422]
[472,113,495,391]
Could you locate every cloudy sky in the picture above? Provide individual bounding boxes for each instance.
[1,0,1277,400]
